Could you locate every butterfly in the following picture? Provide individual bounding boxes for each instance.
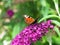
[24,15,38,25]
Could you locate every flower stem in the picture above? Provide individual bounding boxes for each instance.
[49,40,52,45]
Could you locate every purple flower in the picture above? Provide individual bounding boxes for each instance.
[10,20,54,45]
[7,9,14,18]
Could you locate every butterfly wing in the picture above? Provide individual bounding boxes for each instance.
[25,17,35,24]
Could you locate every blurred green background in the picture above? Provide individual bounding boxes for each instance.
[0,0,60,45]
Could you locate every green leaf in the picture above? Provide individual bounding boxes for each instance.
[52,20,60,27]
[0,41,3,45]
[38,15,60,23]
[54,26,60,37]
[36,40,42,45]
[52,36,60,44]
[12,24,20,38]
[53,0,60,16]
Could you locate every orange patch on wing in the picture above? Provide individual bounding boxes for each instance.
[25,17,35,24]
